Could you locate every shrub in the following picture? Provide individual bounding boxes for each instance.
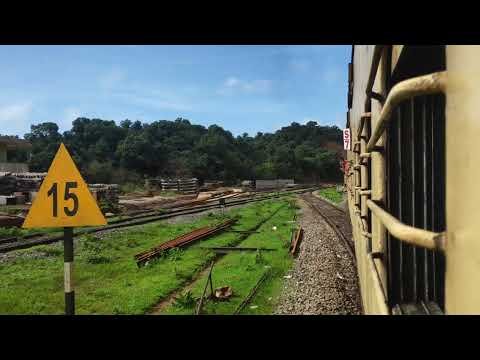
[98,199,120,214]
[174,291,197,309]
[126,238,139,248]
[82,235,112,264]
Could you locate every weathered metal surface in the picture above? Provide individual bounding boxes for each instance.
[289,227,304,256]
[195,261,215,315]
[366,71,447,152]
[233,270,270,315]
[0,163,29,173]
[366,200,445,251]
[364,45,386,111]
[0,236,18,244]
[347,45,454,314]
[391,45,405,74]
[135,219,237,266]
[370,52,388,299]
[445,45,480,314]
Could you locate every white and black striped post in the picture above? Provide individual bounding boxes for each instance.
[219,198,226,216]
[64,227,75,315]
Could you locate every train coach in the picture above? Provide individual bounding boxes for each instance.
[344,45,479,314]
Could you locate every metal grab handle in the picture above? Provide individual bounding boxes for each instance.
[364,45,386,111]
[366,200,446,251]
[366,71,447,153]
[357,112,371,140]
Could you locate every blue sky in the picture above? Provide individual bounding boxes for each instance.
[0,45,350,138]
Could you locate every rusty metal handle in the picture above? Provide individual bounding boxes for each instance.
[364,45,386,111]
[366,200,446,251]
[366,71,447,152]
[357,112,371,140]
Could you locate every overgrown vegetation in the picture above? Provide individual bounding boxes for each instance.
[0,199,296,315]
[0,226,60,239]
[173,291,197,309]
[317,187,344,204]
[22,118,343,184]
[164,199,298,315]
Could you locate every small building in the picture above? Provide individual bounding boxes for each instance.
[0,136,31,173]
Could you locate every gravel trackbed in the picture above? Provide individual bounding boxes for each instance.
[275,198,362,315]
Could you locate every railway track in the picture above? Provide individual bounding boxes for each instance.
[0,187,318,254]
[300,192,355,261]
[150,202,288,314]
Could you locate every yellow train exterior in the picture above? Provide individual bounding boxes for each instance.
[345,45,480,315]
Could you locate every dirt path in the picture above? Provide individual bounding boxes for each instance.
[149,263,213,314]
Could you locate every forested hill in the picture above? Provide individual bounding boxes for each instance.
[18,118,343,185]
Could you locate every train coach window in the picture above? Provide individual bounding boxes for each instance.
[385,46,446,315]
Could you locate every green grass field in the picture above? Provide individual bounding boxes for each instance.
[0,226,61,239]
[0,198,297,315]
[317,187,344,204]
[164,200,296,315]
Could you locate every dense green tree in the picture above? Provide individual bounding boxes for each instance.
[24,122,63,171]
[24,117,343,184]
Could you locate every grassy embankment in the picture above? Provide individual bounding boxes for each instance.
[0,198,297,315]
[316,186,344,204]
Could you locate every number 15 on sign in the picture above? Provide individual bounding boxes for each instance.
[23,143,106,315]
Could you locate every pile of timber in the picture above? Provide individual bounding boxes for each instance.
[199,180,224,191]
[0,172,45,196]
[145,178,198,194]
[0,172,46,204]
[177,178,198,194]
[134,219,236,267]
[0,214,24,228]
[11,172,47,181]
[89,184,119,204]
[0,175,16,195]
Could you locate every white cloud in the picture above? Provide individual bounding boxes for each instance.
[225,77,240,87]
[58,107,82,131]
[333,114,346,128]
[289,59,310,72]
[130,96,191,111]
[64,107,81,122]
[112,90,191,112]
[0,102,32,124]
[219,77,272,95]
[300,116,345,128]
[99,68,126,89]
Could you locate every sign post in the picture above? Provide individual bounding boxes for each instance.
[219,198,226,216]
[22,143,107,315]
[64,227,74,315]
[343,128,351,150]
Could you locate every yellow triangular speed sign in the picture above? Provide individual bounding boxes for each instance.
[22,143,107,228]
